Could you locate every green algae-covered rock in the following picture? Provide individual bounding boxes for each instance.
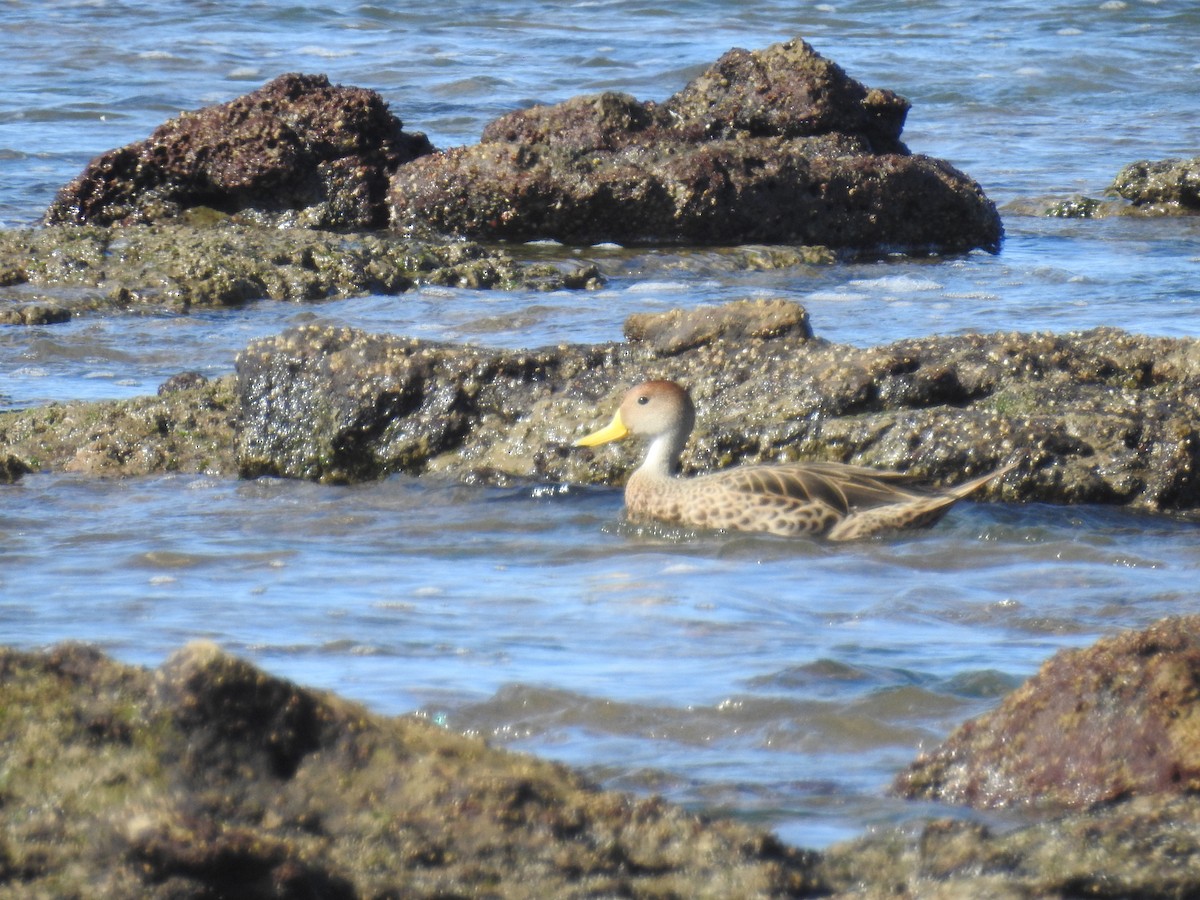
[0,642,822,898]
[0,223,600,322]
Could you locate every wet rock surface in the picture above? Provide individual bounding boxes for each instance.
[0,224,599,320]
[0,641,822,898]
[1109,156,1200,213]
[232,299,1200,520]
[892,615,1200,811]
[5,297,1200,519]
[44,73,433,229]
[390,38,1002,254]
[819,794,1200,899]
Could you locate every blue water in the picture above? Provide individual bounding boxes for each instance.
[3,0,1200,849]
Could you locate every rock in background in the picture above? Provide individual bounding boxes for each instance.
[0,223,600,322]
[389,38,1003,253]
[1022,154,1200,218]
[39,38,1002,256]
[1109,155,1200,213]
[44,73,433,229]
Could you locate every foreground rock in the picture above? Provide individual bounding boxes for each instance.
[820,615,1200,897]
[893,615,1200,810]
[819,793,1200,898]
[234,299,1200,518]
[0,224,598,322]
[0,642,820,898]
[44,73,433,229]
[10,634,1200,898]
[390,38,1002,253]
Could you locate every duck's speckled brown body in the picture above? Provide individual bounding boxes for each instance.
[576,380,1013,541]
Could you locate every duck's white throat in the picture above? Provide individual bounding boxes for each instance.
[637,431,685,478]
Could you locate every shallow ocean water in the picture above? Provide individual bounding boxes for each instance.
[2,0,1200,848]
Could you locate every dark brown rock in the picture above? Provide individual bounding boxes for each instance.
[44,73,434,229]
[0,453,31,483]
[893,615,1200,810]
[662,40,909,150]
[157,372,210,395]
[389,37,1002,254]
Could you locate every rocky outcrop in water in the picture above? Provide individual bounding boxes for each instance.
[892,615,1200,810]
[389,38,1002,254]
[7,297,1200,519]
[0,223,599,321]
[0,641,820,898]
[39,39,1001,255]
[0,376,237,478]
[44,73,433,229]
[233,299,1200,518]
[1110,156,1200,213]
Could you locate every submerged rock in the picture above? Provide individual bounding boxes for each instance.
[892,615,1200,810]
[0,454,31,483]
[1020,154,1200,218]
[819,793,1200,898]
[390,37,1002,254]
[0,223,600,320]
[44,73,433,229]
[0,641,821,898]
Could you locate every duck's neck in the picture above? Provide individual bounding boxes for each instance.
[636,432,685,479]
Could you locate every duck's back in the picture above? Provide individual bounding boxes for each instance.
[626,461,928,536]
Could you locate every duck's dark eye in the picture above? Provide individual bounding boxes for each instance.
[637,395,650,405]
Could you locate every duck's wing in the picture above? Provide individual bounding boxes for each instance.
[707,460,927,516]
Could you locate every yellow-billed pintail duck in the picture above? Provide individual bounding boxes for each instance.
[575,380,1014,541]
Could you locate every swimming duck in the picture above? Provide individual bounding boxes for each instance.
[575,380,1013,541]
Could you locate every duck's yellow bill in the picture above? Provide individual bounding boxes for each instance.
[575,411,628,447]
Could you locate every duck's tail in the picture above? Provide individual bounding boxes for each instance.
[826,460,1018,541]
